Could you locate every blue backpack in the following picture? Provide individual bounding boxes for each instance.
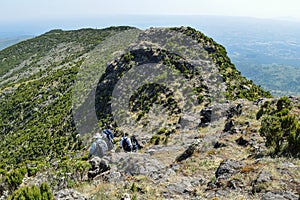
[103,129,114,142]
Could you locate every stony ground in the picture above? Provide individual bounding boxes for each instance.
[72,98,299,200]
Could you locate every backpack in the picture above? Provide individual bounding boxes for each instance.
[122,137,131,151]
[103,129,114,142]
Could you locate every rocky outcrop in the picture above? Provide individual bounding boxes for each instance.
[226,104,243,119]
[215,160,243,180]
[54,189,87,200]
[88,157,110,179]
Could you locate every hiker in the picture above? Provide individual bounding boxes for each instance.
[88,133,108,158]
[120,133,132,152]
[131,135,143,151]
[102,126,114,151]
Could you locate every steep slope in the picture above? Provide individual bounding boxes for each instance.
[0,26,136,196]
[1,26,296,200]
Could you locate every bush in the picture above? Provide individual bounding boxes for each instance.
[258,97,299,157]
[8,182,53,200]
[288,126,300,154]
[276,96,292,111]
[260,115,283,154]
[6,168,27,191]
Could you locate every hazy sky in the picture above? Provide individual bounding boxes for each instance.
[1,0,300,23]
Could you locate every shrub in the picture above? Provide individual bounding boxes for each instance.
[260,115,283,154]
[258,97,299,157]
[276,96,292,111]
[288,126,300,154]
[6,168,27,191]
[8,182,53,200]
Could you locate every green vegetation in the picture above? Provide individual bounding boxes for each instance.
[0,26,134,194]
[150,135,168,145]
[6,168,27,191]
[8,182,53,200]
[258,97,300,157]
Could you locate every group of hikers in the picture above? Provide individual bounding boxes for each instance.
[88,125,143,158]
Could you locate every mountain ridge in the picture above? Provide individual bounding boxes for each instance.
[0,26,298,200]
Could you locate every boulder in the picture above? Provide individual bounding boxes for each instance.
[257,170,272,183]
[88,157,110,179]
[176,143,197,162]
[199,107,212,127]
[215,159,243,180]
[224,119,235,132]
[235,136,249,146]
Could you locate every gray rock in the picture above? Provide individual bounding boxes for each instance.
[105,171,122,183]
[257,170,272,183]
[261,191,298,200]
[54,189,87,200]
[215,159,243,180]
[166,180,193,195]
[179,114,201,130]
[199,107,212,127]
[116,154,164,176]
[227,104,242,119]
[88,157,110,179]
[176,143,197,162]
[252,170,273,194]
[224,119,235,132]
